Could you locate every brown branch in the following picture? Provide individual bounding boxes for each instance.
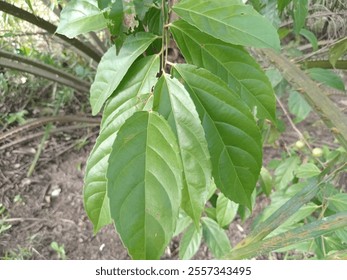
[0,50,91,91]
[0,115,100,143]
[0,1,101,62]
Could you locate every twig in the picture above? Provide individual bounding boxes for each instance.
[259,49,347,151]
[0,115,100,143]
[276,96,312,148]
[0,124,97,151]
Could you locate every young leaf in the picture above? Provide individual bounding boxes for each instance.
[293,0,308,35]
[134,0,155,20]
[295,163,321,179]
[329,38,347,68]
[56,0,107,38]
[307,68,345,91]
[84,56,159,233]
[300,29,318,51]
[25,0,34,13]
[274,156,300,190]
[170,20,276,122]
[173,64,262,208]
[174,210,193,237]
[101,55,160,129]
[153,74,212,228]
[98,0,125,52]
[278,0,292,13]
[288,90,312,123]
[179,224,203,260]
[259,167,273,196]
[327,193,347,212]
[90,32,157,115]
[107,111,183,259]
[216,193,239,228]
[201,217,232,258]
[173,0,280,50]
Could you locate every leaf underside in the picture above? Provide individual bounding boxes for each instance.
[107,111,183,259]
[90,32,157,115]
[84,55,159,234]
[56,0,107,38]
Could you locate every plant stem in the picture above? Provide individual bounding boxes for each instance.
[224,212,347,259]
[260,48,347,151]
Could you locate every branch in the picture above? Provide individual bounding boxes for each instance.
[260,48,347,151]
[0,1,101,62]
[0,50,90,92]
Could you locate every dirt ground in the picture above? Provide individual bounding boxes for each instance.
[0,79,345,260]
[0,133,271,260]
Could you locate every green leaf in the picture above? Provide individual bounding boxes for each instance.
[216,193,238,228]
[170,20,276,122]
[153,74,211,228]
[84,56,159,233]
[266,68,283,88]
[274,156,300,190]
[293,0,308,35]
[307,68,345,91]
[288,90,312,123]
[179,224,202,260]
[98,0,125,52]
[248,0,264,12]
[260,0,281,28]
[300,28,318,51]
[134,0,155,20]
[101,55,160,129]
[260,167,273,196]
[56,0,107,38]
[295,163,321,178]
[205,207,217,221]
[143,7,163,36]
[173,64,262,208]
[278,0,292,13]
[329,38,347,68]
[90,32,157,115]
[327,193,347,212]
[173,0,280,50]
[25,0,34,13]
[201,217,232,258]
[174,210,193,237]
[107,111,183,260]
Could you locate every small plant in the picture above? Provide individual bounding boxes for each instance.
[50,241,66,260]
[0,203,12,236]
[1,246,33,260]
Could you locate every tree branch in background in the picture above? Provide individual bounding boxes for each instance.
[260,48,347,151]
[0,0,101,62]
